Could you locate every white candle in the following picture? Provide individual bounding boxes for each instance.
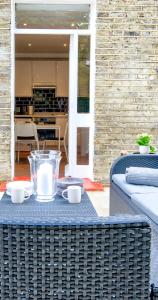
[37,163,53,196]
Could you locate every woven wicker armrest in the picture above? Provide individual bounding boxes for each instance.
[110,154,158,182]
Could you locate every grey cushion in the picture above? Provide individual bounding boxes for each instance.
[112,174,158,197]
[126,167,158,187]
[131,193,158,226]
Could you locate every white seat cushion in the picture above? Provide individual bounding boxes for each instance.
[131,193,158,226]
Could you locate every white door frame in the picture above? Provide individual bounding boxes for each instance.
[68,33,93,178]
[11,0,96,179]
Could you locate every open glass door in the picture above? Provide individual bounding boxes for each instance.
[67,34,93,178]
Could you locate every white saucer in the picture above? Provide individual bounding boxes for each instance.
[6,181,33,196]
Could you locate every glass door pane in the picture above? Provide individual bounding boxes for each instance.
[77,127,89,165]
[77,36,90,113]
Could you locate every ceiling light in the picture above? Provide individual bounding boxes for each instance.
[64,43,67,47]
[28,43,32,47]
[23,23,27,26]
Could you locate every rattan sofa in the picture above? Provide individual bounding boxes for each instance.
[110,154,158,220]
[110,154,158,295]
[0,216,151,300]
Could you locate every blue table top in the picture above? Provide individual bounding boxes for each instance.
[0,192,97,225]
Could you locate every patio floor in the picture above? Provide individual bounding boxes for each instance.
[87,189,109,216]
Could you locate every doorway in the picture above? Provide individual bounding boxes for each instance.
[14,34,70,177]
[13,1,95,179]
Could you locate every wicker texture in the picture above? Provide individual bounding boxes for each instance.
[0,216,150,300]
[0,192,97,220]
[110,183,158,287]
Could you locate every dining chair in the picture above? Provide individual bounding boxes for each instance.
[43,121,68,162]
[0,216,151,299]
[15,122,39,163]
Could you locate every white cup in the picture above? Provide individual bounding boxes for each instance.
[62,185,82,203]
[10,186,30,204]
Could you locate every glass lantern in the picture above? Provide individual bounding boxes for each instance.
[28,150,61,202]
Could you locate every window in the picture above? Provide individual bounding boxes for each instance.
[15,4,90,29]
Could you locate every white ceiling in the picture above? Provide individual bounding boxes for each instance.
[15,34,70,56]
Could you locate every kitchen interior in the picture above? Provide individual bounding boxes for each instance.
[14,34,90,177]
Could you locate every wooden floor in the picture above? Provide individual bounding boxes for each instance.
[15,149,88,178]
[15,152,67,178]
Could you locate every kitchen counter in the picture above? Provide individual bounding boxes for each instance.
[14,113,68,138]
[15,112,68,118]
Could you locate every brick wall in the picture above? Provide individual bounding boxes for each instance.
[0,0,11,180]
[94,0,158,183]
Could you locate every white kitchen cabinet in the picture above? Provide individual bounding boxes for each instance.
[15,61,32,97]
[15,60,68,97]
[56,61,69,97]
[32,61,56,86]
